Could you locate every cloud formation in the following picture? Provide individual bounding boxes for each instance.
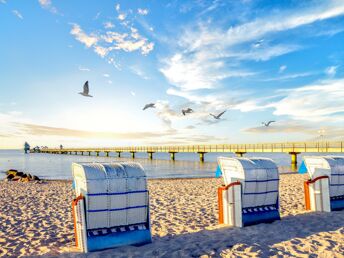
[138,8,149,15]
[70,23,154,58]
[16,123,174,140]
[70,24,98,48]
[161,1,344,92]
[78,66,90,72]
[271,79,344,122]
[12,10,23,19]
[38,0,57,13]
[244,121,344,141]
[325,66,338,76]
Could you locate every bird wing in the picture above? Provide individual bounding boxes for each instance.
[217,110,226,118]
[83,81,89,94]
[210,113,216,118]
[267,120,276,126]
[182,110,186,115]
[143,103,155,110]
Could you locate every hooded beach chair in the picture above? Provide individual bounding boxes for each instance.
[71,162,152,252]
[217,157,280,227]
[303,156,344,212]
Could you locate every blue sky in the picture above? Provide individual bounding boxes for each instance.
[0,0,343,148]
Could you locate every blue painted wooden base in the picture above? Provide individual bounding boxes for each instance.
[330,196,344,211]
[87,229,152,252]
[242,210,280,227]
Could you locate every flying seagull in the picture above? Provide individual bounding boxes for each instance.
[252,39,264,48]
[210,110,226,119]
[262,121,275,127]
[143,103,155,110]
[182,108,194,116]
[79,81,93,97]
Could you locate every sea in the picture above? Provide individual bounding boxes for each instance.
[0,149,337,180]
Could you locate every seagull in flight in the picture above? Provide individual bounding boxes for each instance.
[143,103,155,110]
[79,81,93,97]
[262,121,275,127]
[182,108,194,116]
[252,39,264,48]
[210,110,226,119]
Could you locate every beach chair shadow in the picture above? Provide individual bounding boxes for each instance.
[54,210,343,258]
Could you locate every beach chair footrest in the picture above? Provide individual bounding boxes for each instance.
[330,195,344,211]
[87,228,152,252]
[242,206,280,226]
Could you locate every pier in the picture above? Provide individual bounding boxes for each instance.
[35,141,344,167]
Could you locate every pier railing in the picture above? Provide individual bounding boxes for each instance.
[40,141,343,154]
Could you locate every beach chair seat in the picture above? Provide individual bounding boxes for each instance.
[303,156,344,212]
[72,162,152,252]
[217,157,280,227]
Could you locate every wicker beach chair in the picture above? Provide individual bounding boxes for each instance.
[217,157,280,227]
[303,156,344,212]
[71,162,152,252]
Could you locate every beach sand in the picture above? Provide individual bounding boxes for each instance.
[0,174,343,257]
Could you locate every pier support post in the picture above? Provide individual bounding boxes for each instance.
[169,152,176,161]
[131,152,136,159]
[235,152,246,157]
[88,151,91,156]
[69,151,72,155]
[289,152,300,171]
[148,152,154,160]
[198,152,207,162]
[81,151,84,156]
[117,151,121,158]
[96,151,100,156]
[105,151,110,157]
[75,151,78,155]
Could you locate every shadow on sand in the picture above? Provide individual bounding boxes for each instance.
[55,210,344,258]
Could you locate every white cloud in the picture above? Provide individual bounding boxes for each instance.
[279,65,287,73]
[231,44,301,61]
[12,10,23,19]
[70,24,154,57]
[115,4,120,11]
[161,1,344,92]
[325,66,338,76]
[161,53,255,91]
[271,79,344,122]
[70,24,98,48]
[130,91,136,96]
[94,12,101,20]
[104,21,114,29]
[118,14,126,21]
[0,0,6,4]
[108,80,112,84]
[130,66,149,80]
[103,73,110,77]
[78,66,90,72]
[38,0,58,13]
[138,8,149,15]
[244,120,344,140]
[94,46,109,58]
[262,72,314,82]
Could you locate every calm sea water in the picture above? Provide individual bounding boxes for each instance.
[0,150,337,180]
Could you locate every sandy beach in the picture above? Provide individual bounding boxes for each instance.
[0,174,343,257]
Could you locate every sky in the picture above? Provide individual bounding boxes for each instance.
[0,0,344,149]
